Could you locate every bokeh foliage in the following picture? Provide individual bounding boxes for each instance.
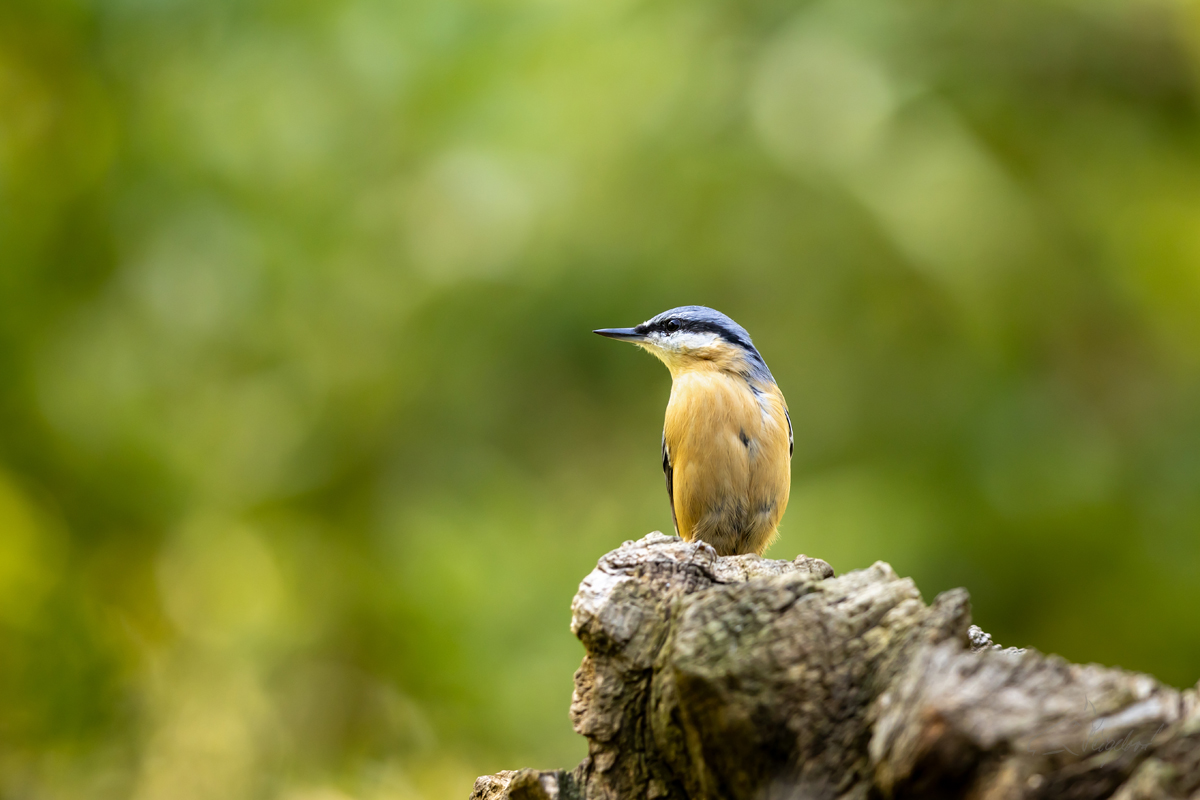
[3,0,1200,796]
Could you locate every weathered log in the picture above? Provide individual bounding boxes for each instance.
[471,532,1200,800]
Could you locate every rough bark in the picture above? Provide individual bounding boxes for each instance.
[470,532,1200,800]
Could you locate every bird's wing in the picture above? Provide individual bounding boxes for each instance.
[662,431,679,536]
[784,408,793,457]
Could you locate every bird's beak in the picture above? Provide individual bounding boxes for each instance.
[593,327,646,342]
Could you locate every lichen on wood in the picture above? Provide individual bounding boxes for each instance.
[471,533,1200,800]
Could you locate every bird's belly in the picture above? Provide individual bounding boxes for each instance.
[666,372,790,555]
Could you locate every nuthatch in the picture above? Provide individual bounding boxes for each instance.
[595,306,791,556]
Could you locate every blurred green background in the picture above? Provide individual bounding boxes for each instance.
[4,0,1200,796]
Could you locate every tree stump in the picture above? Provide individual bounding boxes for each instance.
[470,533,1200,800]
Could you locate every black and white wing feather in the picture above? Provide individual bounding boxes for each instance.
[662,431,679,535]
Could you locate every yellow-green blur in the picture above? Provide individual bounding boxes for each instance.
[3,0,1200,798]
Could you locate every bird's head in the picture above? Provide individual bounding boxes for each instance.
[594,305,772,380]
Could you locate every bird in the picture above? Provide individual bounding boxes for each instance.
[595,306,792,556]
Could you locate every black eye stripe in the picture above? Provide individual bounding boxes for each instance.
[678,320,747,347]
[629,306,775,383]
[640,316,752,351]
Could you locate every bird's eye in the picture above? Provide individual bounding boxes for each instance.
[665,319,681,333]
